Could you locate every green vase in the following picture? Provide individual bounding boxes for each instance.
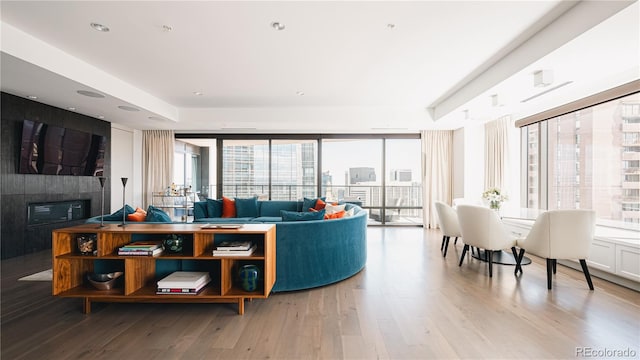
[238,264,260,292]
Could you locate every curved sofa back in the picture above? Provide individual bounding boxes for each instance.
[272,204,367,292]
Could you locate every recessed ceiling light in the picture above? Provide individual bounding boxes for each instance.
[77,90,105,98]
[148,116,165,121]
[26,95,38,99]
[162,25,173,32]
[193,91,203,96]
[68,107,76,111]
[118,105,140,112]
[296,91,305,96]
[90,22,110,32]
[271,22,285,31]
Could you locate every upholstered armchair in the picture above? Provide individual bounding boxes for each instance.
[456,205,520,277]
[434,201,462,257]
[517,209,596,290]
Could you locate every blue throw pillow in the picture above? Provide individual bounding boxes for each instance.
[280,209,325,221]
[302,197,326,212]
[103,205,136,221]
[145,205,172,222]
[235,197,258,218]
[193,201,208,219]
[206,199,223,218]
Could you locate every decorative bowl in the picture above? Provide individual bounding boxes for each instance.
[87,271,123,290]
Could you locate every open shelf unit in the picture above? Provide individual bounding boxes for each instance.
[52,223,276,314]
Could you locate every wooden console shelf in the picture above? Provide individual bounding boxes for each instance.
[52,223,276,315]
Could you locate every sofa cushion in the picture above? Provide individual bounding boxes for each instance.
[235,196,259,218]
[251,216,283,223]
[222,196,236,218]
[206,199,223,218]
[324,210,346,220]
[281,209,326,221]
[145,205,172,222]
[259,201,300,217]
[103,205,136,221]
[325,203,346,215]
[194,201,208,219]
[127,207,147,222]
[302,197,326,212]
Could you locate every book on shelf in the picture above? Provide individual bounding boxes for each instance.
[120,241,162,251]
[200,224,244,229]
[212,244,257,256]
[156,282,208,295]
[117,247,163,256]
[157,271,211,289]
[215,240,254,251]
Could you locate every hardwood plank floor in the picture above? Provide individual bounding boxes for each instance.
[2,227,639,359]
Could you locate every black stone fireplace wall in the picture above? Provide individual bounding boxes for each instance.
[1,92,111,259]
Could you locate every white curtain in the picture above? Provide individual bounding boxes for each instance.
[421,130,453,228]
[484,116,511,191]
[142,130,174,208]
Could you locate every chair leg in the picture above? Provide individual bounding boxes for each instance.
[459,244,469,266]
[441,236,446,251]
[487,249,493,277]
[471,246,475,255]
[454,237,458,245]
[445,236,451,257]
[546,258,554,290]
[511,247,524,275]
[552,259,557,274]
[579,259,595,290]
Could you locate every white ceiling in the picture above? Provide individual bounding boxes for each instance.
[1,1,638,133]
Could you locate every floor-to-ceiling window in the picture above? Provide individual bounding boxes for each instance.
[271,139,317,200]
[385,139,422,225]
[176,134,422,226]
[222,139,269,198]
[521,92,640,227]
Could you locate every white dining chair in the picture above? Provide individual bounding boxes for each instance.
[516,209,596,290]
[434,201,462,257]
[456,205,521,277]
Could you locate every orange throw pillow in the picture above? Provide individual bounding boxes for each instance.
[127,208,147,222]
[314,199,327,211]
[324,210,346,220]
[222,196,237,218]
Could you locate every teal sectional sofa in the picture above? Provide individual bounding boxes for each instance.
[87,200,368,292]
[193,199,368,292]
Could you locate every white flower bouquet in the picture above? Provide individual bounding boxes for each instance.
[482,187,508,209]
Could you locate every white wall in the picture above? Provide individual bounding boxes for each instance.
[110,124,142,212]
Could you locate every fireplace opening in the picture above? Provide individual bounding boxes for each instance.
[27,200,90,226]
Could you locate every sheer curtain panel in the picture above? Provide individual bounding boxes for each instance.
[484,116,511,190]
[142,130,174,208]
[421,130,453,228]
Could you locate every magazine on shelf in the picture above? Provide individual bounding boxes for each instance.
[200,224,244,229]
[117,247,163,256]
[212,244,257,256]
[215,240,254,251]
[156,271,211,289]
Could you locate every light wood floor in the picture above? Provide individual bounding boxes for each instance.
[2,227,639,359]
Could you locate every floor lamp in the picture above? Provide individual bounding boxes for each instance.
[98,177,106,228]
[119,177,128,227]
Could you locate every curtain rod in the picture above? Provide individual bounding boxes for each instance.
[514,79,640,128]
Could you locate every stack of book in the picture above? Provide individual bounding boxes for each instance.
[118,241,163,256]
[156,271,211,295]
[212,240,257,256]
